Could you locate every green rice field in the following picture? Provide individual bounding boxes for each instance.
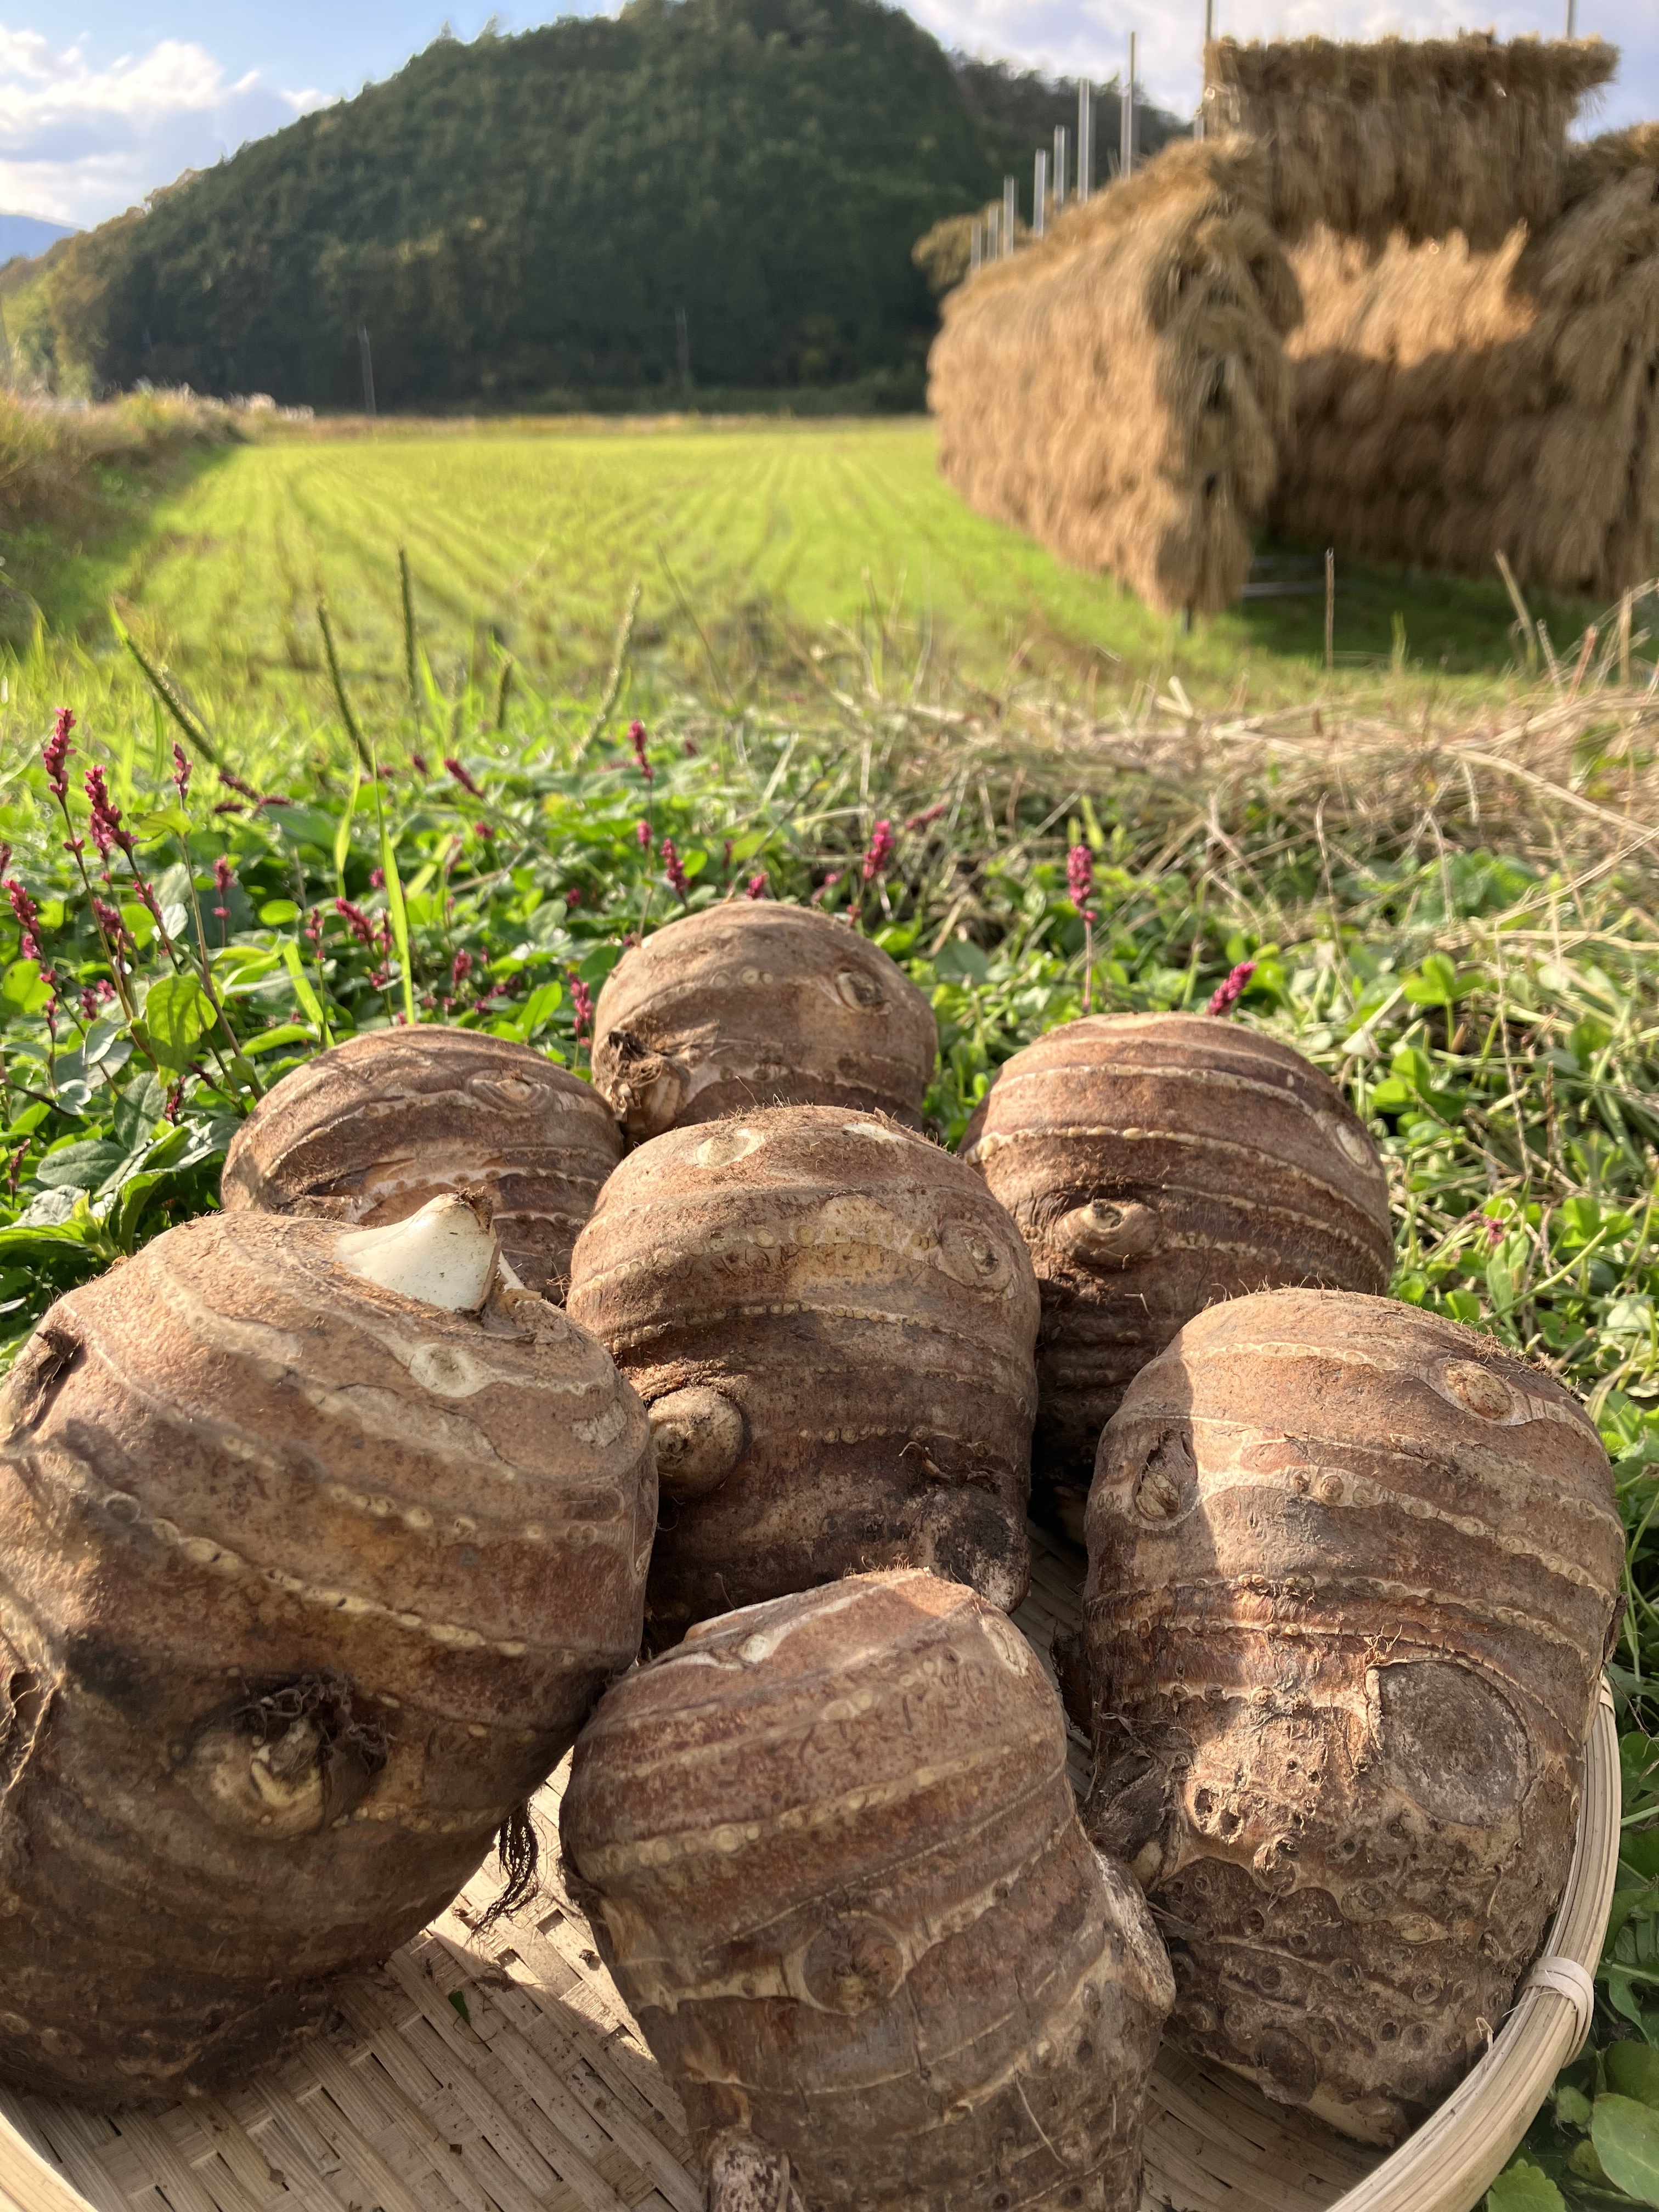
[50,414,1610,712]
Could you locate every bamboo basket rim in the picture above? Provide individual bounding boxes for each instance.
[0,1527,1622,2212]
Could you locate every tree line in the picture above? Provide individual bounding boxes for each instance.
[12,0,1183,410]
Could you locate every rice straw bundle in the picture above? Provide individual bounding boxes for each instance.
[1203,34,1617,250]
[1274,128,1659,598]
[928,138,1301,617]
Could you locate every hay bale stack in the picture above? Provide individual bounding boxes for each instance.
[928,137,1301,617]
[1203,34,1617,250]
[1273,127,1659,597]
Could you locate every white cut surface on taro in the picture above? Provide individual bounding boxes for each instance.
[221,1023,622,1300]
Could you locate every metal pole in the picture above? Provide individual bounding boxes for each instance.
[1565,0,1576,33]
[357,323,376,417]
[1121,34,1136,180]
[1003,173,1018,253]
[1077,80,1092,203]
[986,203,999,259]
[970,217,981,274]
[1054,124,1068,214]
[1034,149,1048,238]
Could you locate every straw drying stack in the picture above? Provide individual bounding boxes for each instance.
[1201,34,1617,250]
[928,138,1301,616]
[1273,123,1659,597]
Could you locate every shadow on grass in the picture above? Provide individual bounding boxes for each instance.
[12,437,242,644]
[1242,535,1604,680]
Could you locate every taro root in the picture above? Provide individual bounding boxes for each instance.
[221,1025,623,1297]
[562,1568,1174,2211]
[1081,1288,1622,2146]
[0,1197,654,2100]
[566,1104,1040,1639]
[962,1012,1392,1539]
[589,902,938,1143]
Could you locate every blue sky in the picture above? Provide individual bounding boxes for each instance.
[11,0,1657,228]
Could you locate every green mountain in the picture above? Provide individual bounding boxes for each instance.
[35,0,1186,411]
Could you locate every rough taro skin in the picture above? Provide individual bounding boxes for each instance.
[1081,1288,1622,2146]
[589,902,939,1143]
[962,1012,1393,1541]
[222,1025,623,1298]
[0,1209,654,2101]
[561,1569,1175,2212]
[566,1105,1040,1641]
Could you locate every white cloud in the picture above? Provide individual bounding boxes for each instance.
[0,29,330,228]
[906,0,1656,134]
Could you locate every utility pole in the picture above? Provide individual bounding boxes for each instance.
[1121,34,1136,180]
[1565,0,1577,32]
[358,323,376,417]
[1199,0,1215,135]
[1034,148,1048,238]
[1077,81,1093,203]
[986,203,1000,259]
[1054,124,1068,215]
[970,217,982,273]
[1003,173,1018,255]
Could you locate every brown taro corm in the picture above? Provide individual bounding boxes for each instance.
[566,1104,1040,1643]
[221,1025,623,1300]
[0,1200,654,2101]
[561,1570,1174,2212]
[1081,1288,1622,2146]
[589,903,938,1144]
[962,1012,1392,1543]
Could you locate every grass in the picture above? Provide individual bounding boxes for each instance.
[14,409,1629,719]
[4,417,1659,2208]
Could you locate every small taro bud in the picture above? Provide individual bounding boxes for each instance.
[0,1207,654,2100]
[1081,1289,1622,2146]
[561,1570,1174,2212]
[566,1105,1040,1640]
[963,1012,1392,1540]
[589,902,938,1143]
[221,1025,623,1299]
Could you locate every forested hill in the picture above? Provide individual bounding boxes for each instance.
[32,0,1183,411]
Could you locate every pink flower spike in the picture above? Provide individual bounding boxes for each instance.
[43,709,74,803]
[1065,843,1094,918]
[1206,960,1257,1017]
[744,873,768,899]
[172,742,191,803]
[862,819,894,881]
[662,837,689,900]
[636,819,652,850]
[629,720,653,782]
[444,755,483,799]
[571,974,594,1042]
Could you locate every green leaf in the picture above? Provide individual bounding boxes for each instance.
[447,1990,471,2024]
[242,1024,313,1057]
[279,941,329,1034]
[1606,2044,1659,2108]
[1485,2158,1566,2212]
[1403,952,1460,1007]
[514,980,563,1037]
[335,765,363,891]
[140,973,213,1073]
[1592,2093,1659,2203]
[259,899,301,926]
[1,960,52,1015]
[1555,2082,1594,2127]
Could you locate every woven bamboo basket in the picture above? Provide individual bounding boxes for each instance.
[0,1525,1618,2212]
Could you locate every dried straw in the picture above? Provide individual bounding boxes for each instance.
[1203,33,1617,250]
[1274,128,1659,598]
[928,137,1301,617]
